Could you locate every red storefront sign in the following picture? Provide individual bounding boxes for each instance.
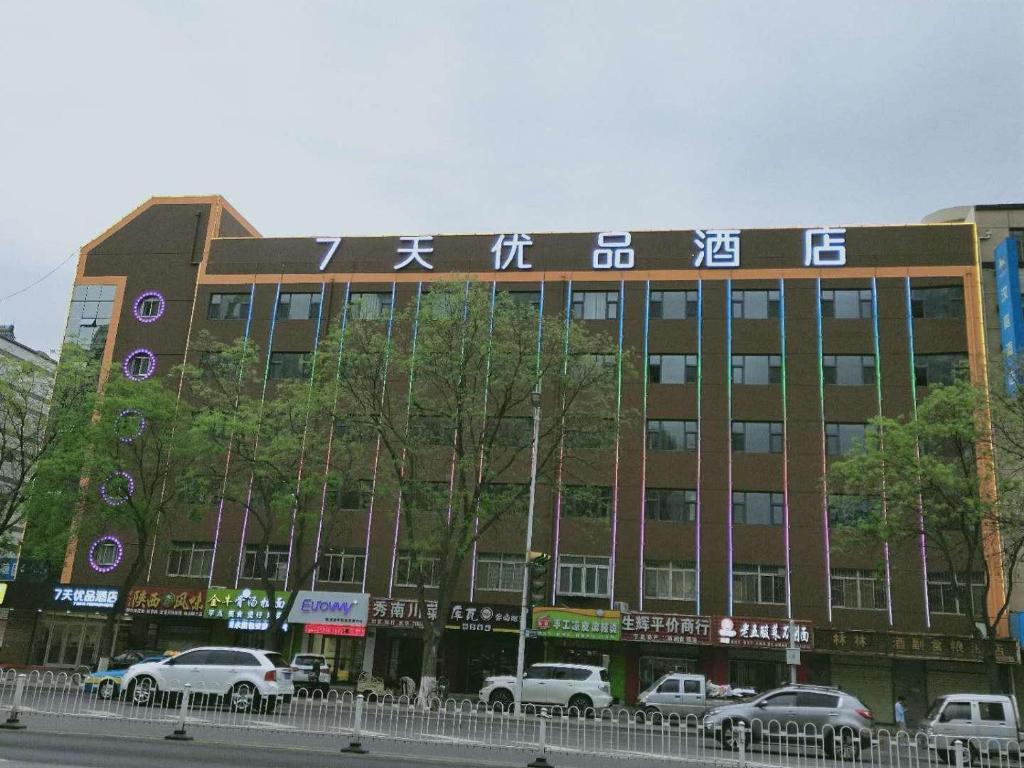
[305,623,366,637]
[125,587,206,617]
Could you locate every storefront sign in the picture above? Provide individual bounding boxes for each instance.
[52,585,119,610]
[368,597,438,629]
[621,612,712,644]
[205,587,289,632]
[445,602,520,633]
[995,235,1024,394]
[125,587,206,617]
[532,607,621,641]
[305,623,366,637]
[287,590,369,626]
[714,617,813,649]
[816,629,1020,664]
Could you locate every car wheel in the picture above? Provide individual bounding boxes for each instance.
[128,676,157,707]
[97,680,117,701]
[229,682,259,713]
[824,728,860,761]
[489,688,514,712]
[635,706,662,725]
[568,694,593,716]
[719,720,738,751]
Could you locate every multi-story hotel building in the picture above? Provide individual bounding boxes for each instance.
[1,196,1017,723]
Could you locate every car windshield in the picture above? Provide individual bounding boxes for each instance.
[599,669,609,682]
[265,652,290,668]
[294,655,323,665]
[926,698,946,719]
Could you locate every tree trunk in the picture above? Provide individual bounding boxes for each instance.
[417,617,444,705]
[95,556,146,667]
[984,639,1007,693]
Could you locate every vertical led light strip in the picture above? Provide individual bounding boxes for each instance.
[550,280,573,603]
[638,281,651,611]
[904,277,931,627]
[469,283,499,601]
[311,282,351,590]
[695,281,703,614]
[235,281,282,587]
[609,279,625,608]
[779,279,793,619]
[871,277,895,626]
[208,282,256,587]
[362,282,398,593]
[725,279,734,615]
[386,283,423,597]
[816,278,833,622]
[283,282,328,591]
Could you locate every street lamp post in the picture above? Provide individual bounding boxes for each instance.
[514,386,542,716]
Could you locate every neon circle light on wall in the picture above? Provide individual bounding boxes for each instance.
[116,409,146,443]
[88,535,124,573]
[100,471,135,506]
[123,349,157,381]
[132,291,166,323]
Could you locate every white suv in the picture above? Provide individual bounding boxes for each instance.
[120,646,294,713]
[480,663,613,712]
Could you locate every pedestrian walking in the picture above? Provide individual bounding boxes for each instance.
[895,695,907,730]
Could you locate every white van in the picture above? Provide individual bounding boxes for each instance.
[922,693,1023,763]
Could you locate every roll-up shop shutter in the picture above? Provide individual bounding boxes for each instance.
[830,658,893,724]
[926,662,989,700]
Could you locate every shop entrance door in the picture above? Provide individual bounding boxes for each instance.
[42,619,102,669]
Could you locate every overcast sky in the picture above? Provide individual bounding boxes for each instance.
[0,1,1021,354]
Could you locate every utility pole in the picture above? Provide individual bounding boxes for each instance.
[514,386,542,716]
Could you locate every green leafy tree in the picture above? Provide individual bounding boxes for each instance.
[335,282,622,699]
[828,378,1024,690]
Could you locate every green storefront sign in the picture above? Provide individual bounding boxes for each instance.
[205,587,290,631]
[532,607,621,641]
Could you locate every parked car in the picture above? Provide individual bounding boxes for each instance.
[636,673,753,722]
[290,653,329,690]
[82,655,166,699]
[106,649,164,671]
[120,646,294,713]
[921,693,1023,763]
[480,663,613,712]
[703,684,874,760]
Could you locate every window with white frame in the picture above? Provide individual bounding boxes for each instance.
[732,355,782,385]
[831,568,887,609]
[317,549,365,583]
[731,289,780,320]
[394,551,441,588]
[242,545,289,581]
[476,553,525,592]
[277,292,322,321]
[823,355,875,385]
[645,488,696,522]
[928,572,986,615]
[648,354,698,384]
[731,421,783,453]
[820,288,872,319]
[571,291,619,320]
[643,560,696,600]
[557,555,610,597]
[166,541,214,578]
[733,563,785,604]
[649,290,697,320]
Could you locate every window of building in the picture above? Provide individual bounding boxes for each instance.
[731,422,783,453]
[137,296,163,319]
[316,549,364,583]
[562,486,613,518]
[557,555,610,597]
[277,292,321,321]
[127,352,153,379]
[505,290,542,310]
[820,288,872,319]
[648,354,698,384]
[831,568,887,609]
[927,572,986,615]
[578,352,617,371]
[646,420,698,451]
[911,287,964,319]
[336,480,372,510]
[827,495,872,526]
[394,551,441,588]
[348,292,393,321]
[823,355,875,385]
[268,352,312,380]
[826,423,868,456]
[571,291,619,320]
[643,560,696,600]
[92,541,118,567]
[732,491,784,525]
[65,284,115,358]
[733,564,785,604]
[476,553,525,592]
[493,416,533,448]
[731,289,780,320]
[645,488,696,523]
[166,541,214,578]
[914,353,968,387]
[732,355,782,385]
[649,290,698,320]
[242,545,289,581]
[207,292,251,320]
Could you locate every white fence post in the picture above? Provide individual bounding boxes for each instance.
[737,722,747,768]
[953,739,965,768]
[0,674,27,730]
[165,683,193,741]
[527,715,550,767]
[342,693,368,754]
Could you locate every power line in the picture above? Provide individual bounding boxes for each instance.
[0,250,77,303]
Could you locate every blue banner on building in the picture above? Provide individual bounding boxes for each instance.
[994,236,1024,394]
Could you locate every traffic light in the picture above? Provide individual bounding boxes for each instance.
[528,551,550,605]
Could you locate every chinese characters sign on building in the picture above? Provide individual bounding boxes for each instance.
[445,602,520,633]
[367,597,438,629]
[532,607,621,641]
[52,585,119,610]
[125,587,205,617]
[620,613,712,644]
[619,613,812,649]
[714,617,812,649]
[995,236,1024,394]
[816,629,1019,664]
[205,587,288,631]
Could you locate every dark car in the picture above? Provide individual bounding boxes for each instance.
[105,649,163,671]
